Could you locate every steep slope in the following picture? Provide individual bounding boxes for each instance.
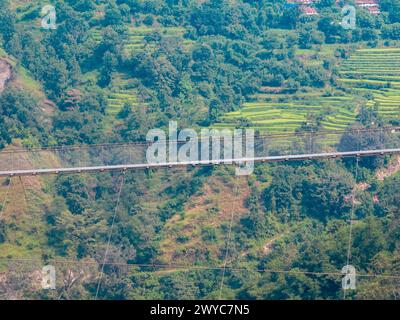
[0,59,12,93]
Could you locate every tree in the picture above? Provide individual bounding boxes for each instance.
[382,23,400,40]
[376,174,400,218]
[351,216,387,267]
[241,187,267,238]
[338,125,386,170]
[104,0,123,26]
[281,5,301,29]
[55,175,90,214]
[0,88,46,148]
[301,166,354,220]
[298,24,324,49]
[0,0,16,45]
[380,0,400,23]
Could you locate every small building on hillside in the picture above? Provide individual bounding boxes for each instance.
[301,6,318,15]
[286,0,381,15]
[354,0,381,14]
[287,0,319,15]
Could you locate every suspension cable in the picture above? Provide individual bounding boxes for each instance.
[95,173,126,299]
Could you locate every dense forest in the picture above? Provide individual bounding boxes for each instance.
[0,0,399,300]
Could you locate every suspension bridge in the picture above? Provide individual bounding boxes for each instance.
[0,126,399,177]
[2,126,400,299]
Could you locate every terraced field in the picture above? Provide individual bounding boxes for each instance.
[93,25,190,120]
[365,89,400,119]
[107,90,139,115]
[215,47,400,134]
[12,0,45,18]
[106,73,144,116]
[92,26,191,54]
[213,43,360,134]
[214,96,357,133]
[339,48,400,121]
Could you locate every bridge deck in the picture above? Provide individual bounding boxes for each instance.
[1,148,399,177]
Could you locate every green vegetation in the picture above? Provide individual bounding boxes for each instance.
[92,25,190,53]
[215,96,358,133]
[339,48,400,121]
[0,0,400,300]
[216,47,400,133]
[106,73,142,116]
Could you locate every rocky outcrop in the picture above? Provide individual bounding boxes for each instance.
[0,59,12,93]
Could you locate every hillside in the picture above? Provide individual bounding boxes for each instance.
[0,59,12,92]
[0,0,399,301]
[216,46,400,133]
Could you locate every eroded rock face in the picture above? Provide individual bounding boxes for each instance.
[0,59,12,93]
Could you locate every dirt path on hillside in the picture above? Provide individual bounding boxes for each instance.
[376,155,400,181]
[351,155,400,205]
[0,59,12,93]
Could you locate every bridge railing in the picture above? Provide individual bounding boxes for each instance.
[0,127,400,174]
